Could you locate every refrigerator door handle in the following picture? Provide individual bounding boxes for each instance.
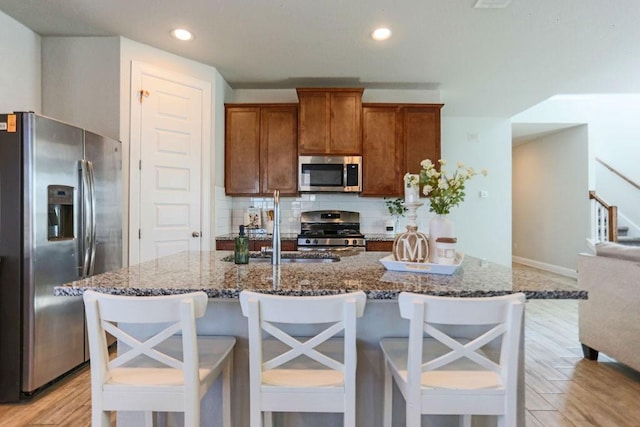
[87,160,97,276]
[80,160,92,278]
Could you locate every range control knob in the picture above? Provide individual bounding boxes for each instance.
[352,239,358,245]
[313,239,319,245]
[305,239,311,244]
[344,239,349,245]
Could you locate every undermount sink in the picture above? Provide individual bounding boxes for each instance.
[222,252,340,263]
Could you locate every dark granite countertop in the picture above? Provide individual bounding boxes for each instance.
[215,233,299,241]
[54,251,585,300]
[362,233,396,241]
[216,233,396,242]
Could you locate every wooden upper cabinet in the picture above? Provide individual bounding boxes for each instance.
[361,103,443,197]
[225,106,261,195]
[329,91,363,154]
[361,106,403,197]
[296,91,327,154]
[225,104,298,196]
[403,105,442,176]
[297,88,363,155]
[260,106,298,195]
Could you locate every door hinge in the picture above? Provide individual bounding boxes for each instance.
[139,160,142,170]
[138,229,141,239]
[138,90,149,104]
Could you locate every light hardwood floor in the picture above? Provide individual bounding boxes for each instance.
[524,299,640,426]
[1,268,639,426]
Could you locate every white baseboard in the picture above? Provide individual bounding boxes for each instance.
[512,256,578,279]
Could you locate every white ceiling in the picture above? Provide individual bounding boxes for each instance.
[2,0,640,118]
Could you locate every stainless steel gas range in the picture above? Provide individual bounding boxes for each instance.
[297,210,366,250]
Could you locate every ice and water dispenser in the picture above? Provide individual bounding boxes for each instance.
[47,185,74,240]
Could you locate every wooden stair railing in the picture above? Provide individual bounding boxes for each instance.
[596,157,640,192]
[589,191,618,242]
[593,158,640,243]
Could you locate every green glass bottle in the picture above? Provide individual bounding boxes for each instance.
[234,225,249,264]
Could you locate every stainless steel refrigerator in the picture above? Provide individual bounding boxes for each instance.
[0,112,122,402]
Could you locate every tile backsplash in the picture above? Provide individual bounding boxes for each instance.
[216,191,434,236]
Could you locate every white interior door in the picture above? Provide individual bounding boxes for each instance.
[130,63,211,264]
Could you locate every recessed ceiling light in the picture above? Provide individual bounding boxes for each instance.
[371,27,392,41]
[171,28,193,41]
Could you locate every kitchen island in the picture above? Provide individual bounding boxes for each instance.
[55,250,583,299]
[55,251,583,427]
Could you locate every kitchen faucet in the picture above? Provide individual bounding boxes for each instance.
[271,189,281,265]
[259,190,282,264]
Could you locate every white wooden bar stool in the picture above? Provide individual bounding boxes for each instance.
[239,290,367,427]
[380,292,525,427]
[83,290,235,427]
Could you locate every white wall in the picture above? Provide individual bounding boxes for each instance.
[42,37,121,138]
[512,126,590,273]
[0,11,41,113]
[214,75,234,236]
[513,95,640,235]
[441,117,513,266]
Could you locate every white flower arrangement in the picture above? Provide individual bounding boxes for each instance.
[403,173,420,189]
[419,159,487,215]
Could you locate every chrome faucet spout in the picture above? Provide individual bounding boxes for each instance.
[272,190,281,265]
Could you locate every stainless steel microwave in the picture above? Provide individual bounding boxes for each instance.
[298,155,362,192]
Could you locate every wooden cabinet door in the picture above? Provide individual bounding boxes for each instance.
[255,240,298,251]
[297,88,363,155]
[260,106,298,195]
[361,103,442,197]
[216,240,235,251]
[366,241,393,252]
[281,240,297,251]
[225,107,260,195]
[403,106,442,175]
[361,106,403,196]
[216,239,297,251]
[226,104,298,196]
[297,91,328,154]
[329,91,363,154]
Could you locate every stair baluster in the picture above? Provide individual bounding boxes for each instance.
[589,191,618,243]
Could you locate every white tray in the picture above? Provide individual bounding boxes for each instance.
[379,253,464,275]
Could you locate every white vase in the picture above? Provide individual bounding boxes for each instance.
[429,215,454,263]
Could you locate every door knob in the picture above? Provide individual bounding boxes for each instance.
[192,231,201,238]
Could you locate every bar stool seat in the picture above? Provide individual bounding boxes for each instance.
[380,292,525,427]
[83,290,235,427]
[240,290,367,427]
